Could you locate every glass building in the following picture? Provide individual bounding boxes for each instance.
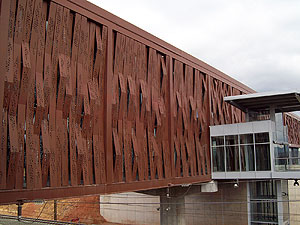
[210,91,300,225]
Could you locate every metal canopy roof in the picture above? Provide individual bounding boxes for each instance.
[224,91,300,113]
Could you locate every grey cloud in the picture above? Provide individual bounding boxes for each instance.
[89,0,300,93]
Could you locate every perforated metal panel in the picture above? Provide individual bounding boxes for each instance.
[0,0,252,204]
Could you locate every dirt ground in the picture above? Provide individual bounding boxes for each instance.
[0,195,125,225]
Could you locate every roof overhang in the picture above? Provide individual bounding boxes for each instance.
[224,91,300,113]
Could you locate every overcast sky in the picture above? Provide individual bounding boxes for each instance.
[88,0,300,92]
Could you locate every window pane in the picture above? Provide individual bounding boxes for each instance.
[241,145,255,171]
[255,144,271,171]
[212,147,225,172]
[226,146,240,171]
[255,132,269,143]
[225,135,238,145]
[290,147,300,165]
[275,144,289,169]
[250,181,277,199]
[211,136,224,146]
[240,134,253,144]
[250,181,278,224]
[251,201,278,223]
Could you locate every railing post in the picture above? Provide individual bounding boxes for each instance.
[54,200,57,220]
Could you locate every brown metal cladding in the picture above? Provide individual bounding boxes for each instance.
[0,0,253,204]
[284,113,300,147]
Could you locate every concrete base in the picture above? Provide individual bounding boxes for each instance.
[201,181,218,192]
[100,182,248,225]
[100,192,160,225]
[160,182,248,225]
[160,196,185,225]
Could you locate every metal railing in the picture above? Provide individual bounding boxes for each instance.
[274,157,300,171]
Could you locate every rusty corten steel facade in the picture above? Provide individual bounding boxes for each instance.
[0,0,253,204]
[284,113,300,147]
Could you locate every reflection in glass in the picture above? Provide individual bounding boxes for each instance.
[290,147,300,165]
[250,180,277,199]
[255,144,271,171]
[241,145,255,171]
[211,136,224,146]
[275,145,289,170]
[212,147,225,172]
[226,146,239,171]
[255,132,269,143]
[225,135,238,145]
[251,201,278,223]
[240,133,253,144]
[250,181,278,224]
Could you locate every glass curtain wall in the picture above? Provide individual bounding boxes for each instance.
[255,133,271,171]
[225,135,239,171]
[212,132,271,173]
[212,136,225,172]
[250,181,278,224]
[240,134,255,171]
